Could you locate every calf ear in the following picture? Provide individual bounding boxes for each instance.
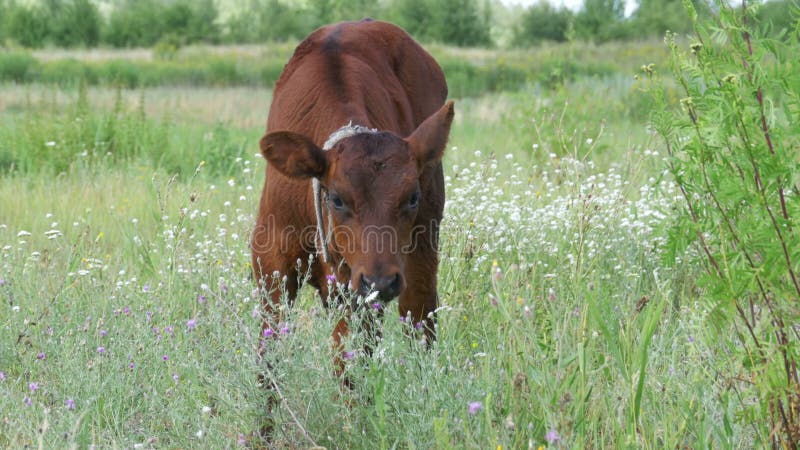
[406,101,455,168]
[260,131,327,179]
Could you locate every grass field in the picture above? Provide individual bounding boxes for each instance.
[0,41,762,448]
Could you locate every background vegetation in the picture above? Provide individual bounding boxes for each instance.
[1,0,799,448]
[0,0,795,50]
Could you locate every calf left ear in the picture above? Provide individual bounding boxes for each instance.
[407,101,455,169]
[260,131,327,179]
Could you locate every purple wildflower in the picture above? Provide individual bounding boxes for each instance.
[219,280,228,294]
[172,373,179,383]
[468,401,482,415]
[29,382,39,392]
[688,336,695,343]
[263,328,274,338]
[325,274,336,284]
[152,327,160,335]
[414,321,424,330]
[0,371,5,381]
[162,355,169,361]
[164,326,174,335]
[186,319,197,330]
[0,278,5,286]
[492,267,503,281]
[237,433,247,446]
[371,302,382,311]
[399,316,407,323]
[128,362,135,370]
[342,351,355,361]
[197,294,206,304]
[37,352,46,360]
[123,306,131,315]
[65,398,76,410]
[97,346,106,354]
[100,329,107,337]
[142,283,150,293]
[24,397,32,407]
[280,324,290,335]
[545,429,560,444]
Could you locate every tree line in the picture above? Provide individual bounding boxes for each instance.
[0,0,794,49]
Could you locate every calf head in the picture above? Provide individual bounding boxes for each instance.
[260,101,454,301]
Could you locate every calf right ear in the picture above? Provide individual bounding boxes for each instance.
[260,131,327,179]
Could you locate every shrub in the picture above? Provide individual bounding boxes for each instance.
[651,1,800,445]
[47,0,102,47]
[38,58,97,86]
[512,1,573,47]
[0,52,38,82]
[6,4,48,48]
[574,0,628,42]
[104,0,165,47]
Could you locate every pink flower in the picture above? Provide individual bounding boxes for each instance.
[545,429,560,444]
[468,401,482,415]
[66,398,76,410]
[186,319,197,330]
[96,346,106,354]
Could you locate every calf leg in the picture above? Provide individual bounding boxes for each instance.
[398,249,439,344]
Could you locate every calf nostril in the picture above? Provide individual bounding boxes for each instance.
[359,274,372,292]
[388,273,401,294]
[359,273,402,298]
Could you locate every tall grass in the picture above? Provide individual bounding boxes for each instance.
[0,75,761,447]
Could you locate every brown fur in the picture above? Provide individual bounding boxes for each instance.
[252,19,453,373]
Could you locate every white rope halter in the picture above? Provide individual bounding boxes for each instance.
[313,122,378,263]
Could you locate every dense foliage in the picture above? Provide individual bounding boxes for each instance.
[0,0,794,49]
[651,0,800,445]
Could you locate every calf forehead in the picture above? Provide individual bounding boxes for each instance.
[333,133,417,189]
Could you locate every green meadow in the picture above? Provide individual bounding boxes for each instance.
[0,37,775,448]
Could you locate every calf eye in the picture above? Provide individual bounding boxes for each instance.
[408,192,420,209]
[329,193,345,210]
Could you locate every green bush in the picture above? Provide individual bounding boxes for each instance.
[6,4,48,48]
[103,0,218,48]
[47,0,101,47]
[651,1,800,445]
[512,1,573,46]
[38,58,97,86]
[0,52,38,82]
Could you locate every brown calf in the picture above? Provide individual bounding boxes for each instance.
[252,19,453,370]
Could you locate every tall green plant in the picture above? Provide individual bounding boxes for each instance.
[651,1,800,446]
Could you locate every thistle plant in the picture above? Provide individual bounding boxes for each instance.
[651,0,800,445]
